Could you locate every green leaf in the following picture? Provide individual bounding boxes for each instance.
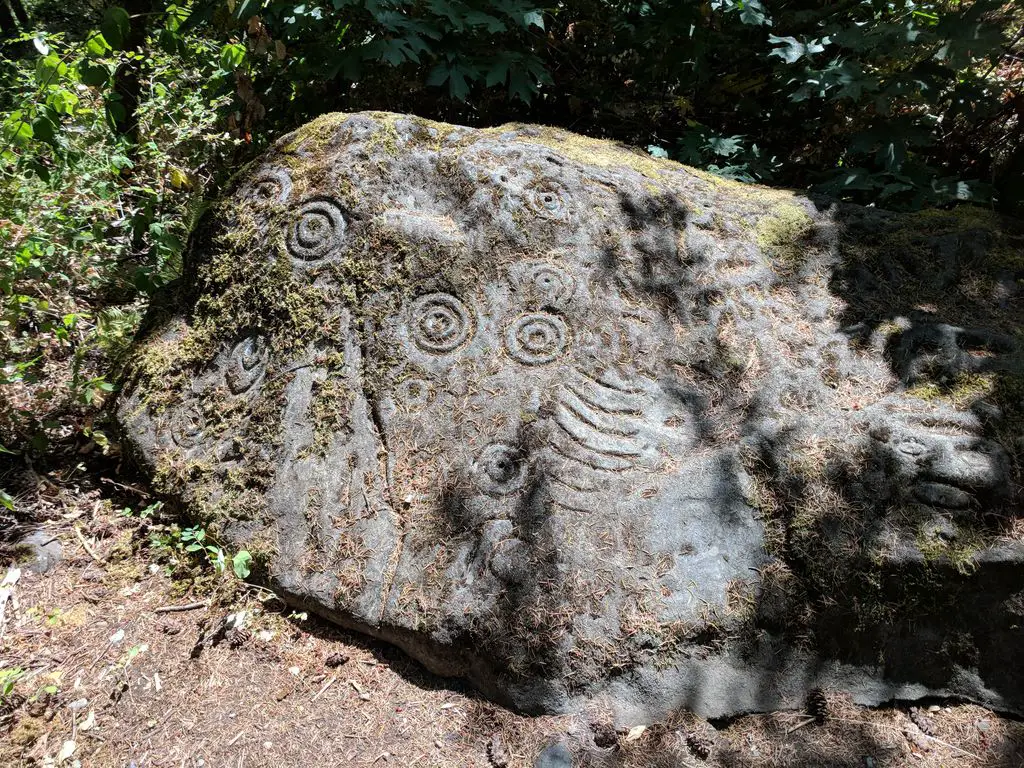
[48,89,79,115]
[27,159,50,182]
[35,54,67,85]
[0,491,13,512]
[219,42,246,70]
[768,34,827,64]
[707,135,745,157]
[86,32,112,56]
[31,116,57,144]
[105,99,127,130]
[3,113,33,147]
[79,60,110,87]
[101,7,131,50]
[233,0,260,20]
[232,550,253,579]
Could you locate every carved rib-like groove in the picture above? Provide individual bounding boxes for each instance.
[554,404,643,458]
[558,387,640,437]
[549,471,599,493]
[549,434,633,472]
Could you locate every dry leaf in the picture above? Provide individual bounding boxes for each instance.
[624,725,647,742]
[57,740,76,763]
[78,710,97,731]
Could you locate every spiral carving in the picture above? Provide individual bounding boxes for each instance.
[408,293,474,354]
[523,262,576,306]
[397,377,433,407]
[246,168,292,205]
[474,444,527,496]
[527,184,569,220]
[505,313,568,365]
[170,404,205,448]
[225,334,269,394]
[287,199,346,262]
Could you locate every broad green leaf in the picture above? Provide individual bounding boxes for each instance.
[30,116,56,144]
[101,7,131,50]
[79,60,110,87]
[35,54,67,85]
[233,0,260,20]
[105,99,127,130]
[232,550,253,579]
[768,35,827,64]
[86,33,111,56]
[219,42,246,70]
[522,10,544,30]
[3,113,33,146]
[48,89,79,115]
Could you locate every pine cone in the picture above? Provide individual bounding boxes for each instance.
[807,688,829,724]
[487,732,510,768]
[909,707,936,736]
[686,732,713,760]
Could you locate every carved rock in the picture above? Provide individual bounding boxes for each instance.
[117,112,1024,721]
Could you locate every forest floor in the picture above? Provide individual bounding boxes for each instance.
[0,460,1022,768]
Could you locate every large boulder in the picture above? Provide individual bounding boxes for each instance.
[117,112,1024,721]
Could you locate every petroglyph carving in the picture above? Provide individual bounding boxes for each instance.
[406,293,475,355]
[473,444,527,496]
[517,261,577,307]
[245,168,292,205]
[170,404,205,448]
[287,198,346,262]
[225,334,269,394]
[504,312,569,365]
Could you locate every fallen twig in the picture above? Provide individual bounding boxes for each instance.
[154,601,207,614]
[0,568,22,639]
[311,676,337,701]
[830,716,982,761]
[99,477,150,496]
[785,716,817,734]
[73,525,102,563]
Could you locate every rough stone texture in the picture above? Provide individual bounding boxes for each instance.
[534,741,573,768]
[116,112,1024,722]
[18,530,62,574]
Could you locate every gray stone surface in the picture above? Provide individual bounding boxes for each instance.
[535,741,573,768]
[19,530,62,574]
[117,112,1024,722]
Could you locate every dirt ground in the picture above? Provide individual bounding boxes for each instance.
[0,462,1022,768]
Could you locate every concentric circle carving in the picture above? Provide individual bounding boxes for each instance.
[245,168,292,205]
[527,184,568,220]
[287,198,346,262]
[473,444,527,496]
[505,313,568,365]
[408,293,474,354]
[524,262,576,305]
[396,377,433,408]
[225,334,269,394]
[170,404,205,448]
